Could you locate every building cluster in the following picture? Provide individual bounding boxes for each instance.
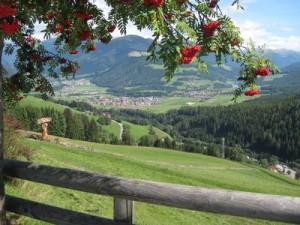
[89,96,161,107]
[269,164,298,179]
[170,90,215,100]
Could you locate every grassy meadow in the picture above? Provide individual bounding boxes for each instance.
[16,96,170,141]
[5,132,300,225]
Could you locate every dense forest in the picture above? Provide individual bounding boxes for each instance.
[164,96,300,161]
[96,95,300,166]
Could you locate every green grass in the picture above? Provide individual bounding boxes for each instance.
[152,126,172,139]
[18,96,69,113]
[212,64,232,71]
[121,121,171,140]
[102,120,121,137]
[122,121,150,140]
[138,95,250,113]
[5,134,300,225]
[140,97,204,113]
[261,73,286,82]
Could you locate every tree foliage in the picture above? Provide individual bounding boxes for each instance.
[0,0,279,104]
[10,105,117,144]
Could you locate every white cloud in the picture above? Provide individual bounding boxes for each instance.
[281,27,293,33]
[237,20,300,51]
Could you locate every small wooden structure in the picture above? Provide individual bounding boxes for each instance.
[37,117,52,140]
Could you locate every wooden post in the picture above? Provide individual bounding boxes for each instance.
[221,137,225,159]
[0,37,7,225]
[114,198,133,224]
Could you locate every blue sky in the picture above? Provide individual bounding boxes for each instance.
[34,0,300,52]
[115,0,300,51]
[219,0,300,51]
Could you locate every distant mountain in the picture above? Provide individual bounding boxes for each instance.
[2,35,300,94]
[91,56,165,88]
[38,35,154,76]
[260,61,300,94]
[268,49,300,69]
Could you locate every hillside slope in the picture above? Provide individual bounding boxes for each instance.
[6,133,300,225]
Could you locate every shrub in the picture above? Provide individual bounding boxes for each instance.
[4,113,33,161]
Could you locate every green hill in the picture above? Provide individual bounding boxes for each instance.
[6,132,300,225]
[122,121,171,140]
[14,96,169,142]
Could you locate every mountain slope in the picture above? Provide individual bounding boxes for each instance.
[91,56,165,87]
[3,35,300,95]
[260,61,300,94]
[268,49,300,68]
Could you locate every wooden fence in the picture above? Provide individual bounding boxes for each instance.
[3,159,300,224]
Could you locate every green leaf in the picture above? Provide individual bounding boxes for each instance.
[175,20,197,41]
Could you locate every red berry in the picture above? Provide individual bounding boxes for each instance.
[81,0,89,4]
[79,30,91,40]
[209,0,218,8]
[69,49,79,54]
[180,45,201,64]
[245,89,261,96]
[88,45,97,51]
[59,58,67,64]
[25,37,34,42]
[55,24,64,33]
[108,24,116,33]
[144,0,164,7]
[0,5,17,18]
[203,21,221,37]
[64,19,72,26]
[232,38,239,46]
[255,66,270,76]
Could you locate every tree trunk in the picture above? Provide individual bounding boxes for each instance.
[0,37,7,225]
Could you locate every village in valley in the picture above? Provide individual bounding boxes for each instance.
[53,78,218,107]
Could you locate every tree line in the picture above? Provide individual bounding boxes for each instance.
[28,94,300,168]
[10,105,118,144]
[93,94,300,167]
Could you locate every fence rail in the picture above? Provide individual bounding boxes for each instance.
[4,159,300,224]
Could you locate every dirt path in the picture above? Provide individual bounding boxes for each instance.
[112,120,123,140]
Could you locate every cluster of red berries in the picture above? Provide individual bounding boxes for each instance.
[79,30,92,40]
[203,21,221,37]
[61,64,79,74]
[144,0,164,7]
[0,4,21,34]
[245,66,271,96]
[180,45,201,64]
[122,0,133,4]
[80,0,89,4]
[209,0,219,8]
[255,66,270,76]
[0,5,16,18]
[73,11,94,20]
[107,24,116,33]
[69,49,79,54]
[245,89,261,96]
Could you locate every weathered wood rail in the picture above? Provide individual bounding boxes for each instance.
[3,159,300,224]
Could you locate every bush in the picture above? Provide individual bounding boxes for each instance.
[4,114,33,161]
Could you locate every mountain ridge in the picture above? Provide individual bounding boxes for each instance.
[2,35,300,95]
